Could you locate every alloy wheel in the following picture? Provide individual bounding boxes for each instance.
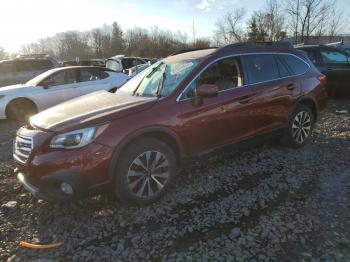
[292,111,312,144]
[127,151,170,198]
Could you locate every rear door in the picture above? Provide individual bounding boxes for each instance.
[35,69,80,110]
[240,53,303,135]
[319,48,350,96]
[75,69,111,95]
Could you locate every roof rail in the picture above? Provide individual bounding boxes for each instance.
[16,54,50,59]
[215,41,293,54]
[169,47,217,57]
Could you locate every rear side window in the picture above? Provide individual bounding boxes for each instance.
[320,50,348,63]
[305,50,318,64]
[0,61,16,74]
[31,60,53,70]
[16,60,33,72]
[282,55,309,75]
[244,54,279,84]
[79,70,108,82]
[275,55,292,77]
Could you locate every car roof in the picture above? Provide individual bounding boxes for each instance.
[50,66,113,73]
[165,49,216,62]
[166,42,297,62]
[296,45,345,52]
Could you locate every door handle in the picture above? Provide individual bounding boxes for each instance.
[286,83,296,90]
[327,67,333,71]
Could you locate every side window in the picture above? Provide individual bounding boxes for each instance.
[282,54,309,75]
[185,57,243,98]
[275,55,292,77]
[320,50,348,63]
[244,54,279,84]
[43,70,76,87]
[0,62,16,74]
[79,70,105,82]
[106,60,122,72]
[305,50,318,64]
[30,60,53,70]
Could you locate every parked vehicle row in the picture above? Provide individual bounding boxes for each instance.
[13,42,328,206]
[0,66,128,121]
[0,54,59,88]
[296,45,350,97]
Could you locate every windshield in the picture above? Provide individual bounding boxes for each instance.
[26,70,55,86]
[118,59,199,97]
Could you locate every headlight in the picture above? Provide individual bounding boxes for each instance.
[49,124,109,149]
[0,95,5,100]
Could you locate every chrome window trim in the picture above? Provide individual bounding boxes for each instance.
[176,52,310,102]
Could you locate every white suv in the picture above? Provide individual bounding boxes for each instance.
[0,54,59,87]
[0,66,128,121]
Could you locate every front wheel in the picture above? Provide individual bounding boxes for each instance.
[114,138,177,205]
[282,105,314,148]
[6,99,38,122]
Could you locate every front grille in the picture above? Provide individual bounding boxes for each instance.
[14,135,33,164]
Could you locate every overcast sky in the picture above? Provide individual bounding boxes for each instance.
[0,0,349,52]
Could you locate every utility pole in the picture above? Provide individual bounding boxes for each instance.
[295,0,300,44]
[192,18,196,46]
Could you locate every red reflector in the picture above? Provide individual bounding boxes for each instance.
[317,74,327,85]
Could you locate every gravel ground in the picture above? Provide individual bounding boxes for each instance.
[0,99,349,261]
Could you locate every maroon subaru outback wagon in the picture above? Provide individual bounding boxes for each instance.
[14,43,328,205]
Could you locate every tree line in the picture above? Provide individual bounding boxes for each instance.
[3,23,210,61]
[215,0,344,44]
[0,0,346,61]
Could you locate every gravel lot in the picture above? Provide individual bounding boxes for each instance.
[0,99,349,261]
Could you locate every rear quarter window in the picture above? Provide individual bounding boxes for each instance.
[31,60,53,70]
[282,54,309,75]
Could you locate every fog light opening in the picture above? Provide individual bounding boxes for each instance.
[60,182,74,195]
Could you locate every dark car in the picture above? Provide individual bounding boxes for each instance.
[14,43,328,205]
[0,54,59,87]
[61,59,106,67]
[296,45,350,97]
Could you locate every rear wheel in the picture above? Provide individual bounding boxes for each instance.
[114,138,177,205]
[6,99,38,122]
[282,104,314,148]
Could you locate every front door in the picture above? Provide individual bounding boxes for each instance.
[178,56,255,155]
[35,69,80,110]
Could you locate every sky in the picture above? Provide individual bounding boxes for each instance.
[0,0,349,52]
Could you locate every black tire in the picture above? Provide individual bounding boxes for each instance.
[114,138,177,206]
[282,104,315,148]
[109,87,118,93]
[6,99,38,123]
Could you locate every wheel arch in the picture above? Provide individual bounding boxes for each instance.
[108,126,184,181]
[5,97,39,119]
[292,96,319,121]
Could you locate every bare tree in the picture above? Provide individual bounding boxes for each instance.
[0,47,8,60]
[214,8,246,44]
[285,0,341,44]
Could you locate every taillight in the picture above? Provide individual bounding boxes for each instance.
[317,74,327,86]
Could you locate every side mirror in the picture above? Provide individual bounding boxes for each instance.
[41,80,54,89]
[197,84,218,98]
[193,84,218,106]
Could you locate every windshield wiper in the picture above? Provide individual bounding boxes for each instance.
[133,62,164,96]
[156,64,167,97]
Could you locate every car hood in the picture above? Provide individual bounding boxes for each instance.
[0,84,30,94]
[30,91,158,132]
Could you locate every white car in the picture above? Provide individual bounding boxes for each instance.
[0,66,129,121]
